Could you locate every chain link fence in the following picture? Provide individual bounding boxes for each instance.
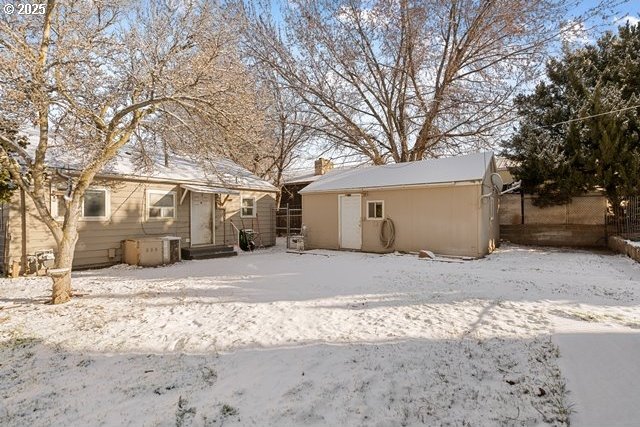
[607,196,640,239]
[0,203,8,274]
[275,204,303,249]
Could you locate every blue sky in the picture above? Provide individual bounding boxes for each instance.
[573,0,639,33]
[553,0,639,49]
[579,0,638,17]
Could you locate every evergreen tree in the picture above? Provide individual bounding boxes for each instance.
[0,118,26,203]
[504,21,640,207]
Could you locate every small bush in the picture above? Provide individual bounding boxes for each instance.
[220,404,238,417]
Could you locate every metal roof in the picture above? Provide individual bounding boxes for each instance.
[20,127,277,192]
[300,152,495,194]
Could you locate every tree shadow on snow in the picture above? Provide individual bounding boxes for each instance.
[0,334,574,427]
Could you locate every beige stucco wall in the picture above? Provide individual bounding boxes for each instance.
[6,178,276,271]
[301,193,340,249]
[303,182,496,257]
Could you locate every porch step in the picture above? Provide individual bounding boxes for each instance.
[181,245,237,260]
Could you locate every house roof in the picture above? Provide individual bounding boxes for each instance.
[495,156,517,170]
[284,166,353,185]
[20,128,277,192]
[300,152,495,194]
[283,165,355,185]
[283,171,324,185]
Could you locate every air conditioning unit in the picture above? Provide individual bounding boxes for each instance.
[122,236,181,267]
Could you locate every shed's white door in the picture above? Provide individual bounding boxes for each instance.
[191,192,214,245]
[339,194,362,250]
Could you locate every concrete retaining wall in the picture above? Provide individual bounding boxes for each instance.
[501,224,607,248]
[608,236,640,262]
[500,193,606,226]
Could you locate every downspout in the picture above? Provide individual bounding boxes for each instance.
[477,185,483,257]
[222,208,226,245]
[20,188,27,274]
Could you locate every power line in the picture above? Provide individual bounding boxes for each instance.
[285,104,640,174]
[541,104,640,128]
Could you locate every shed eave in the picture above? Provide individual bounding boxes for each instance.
[300,179,482,195]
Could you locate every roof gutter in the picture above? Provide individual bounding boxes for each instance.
[47,166,279,193]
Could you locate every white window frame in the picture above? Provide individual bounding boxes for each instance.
[146,189,177,220]
[81,187,110,221]
[366,200,384,220]
[50,193,68,222]
[240,196,256,218]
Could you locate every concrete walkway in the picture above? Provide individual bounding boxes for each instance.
[553,318,640,427]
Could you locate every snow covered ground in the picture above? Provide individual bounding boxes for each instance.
[626,239,640,247]
[553,319,640,427]
[1,242,639,426]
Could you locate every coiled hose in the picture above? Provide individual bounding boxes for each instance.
[379,217,396,249]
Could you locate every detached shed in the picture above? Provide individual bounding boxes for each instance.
[299,152,499,257]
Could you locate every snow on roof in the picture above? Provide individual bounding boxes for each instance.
[496,156,517,170]
[19,127,277,192]
[283,165,357,185]
[283,171,323,185]
[300,152,495,194]
[98,153,277,192]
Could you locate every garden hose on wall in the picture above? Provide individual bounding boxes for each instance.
[379,217,396,249]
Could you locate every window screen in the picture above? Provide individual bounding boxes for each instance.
[367,201,383,219]
[241,197,255,217]
[54,195,67,219]
[148,191,176,218]
[83,189,106,218]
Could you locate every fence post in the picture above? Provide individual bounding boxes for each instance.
[20,188,27,274]
[628,199,632,237]
[604,203,608,245]
[286,203,290,249]
[520,190,525,225]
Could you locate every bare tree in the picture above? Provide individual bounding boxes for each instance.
[135,46,266,170]
[252,71,320,201]
[167,59,321,199]
[0,0,257,303]
[241,0,618,164]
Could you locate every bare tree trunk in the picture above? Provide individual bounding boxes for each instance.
[51,230,78,304]
[51,272,71,304]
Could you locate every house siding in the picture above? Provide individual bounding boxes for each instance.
[6,177,276,271]
[214,190,276,247]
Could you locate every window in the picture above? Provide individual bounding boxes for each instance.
[82,188,109,220]
[147,190,176,219]
[367,200,384,220]
[51,194,67,220]
[241,196,256,217]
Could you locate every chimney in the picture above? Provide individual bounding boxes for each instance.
[314,158,333,176]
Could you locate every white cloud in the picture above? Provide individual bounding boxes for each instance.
[560,20,591,45]
[614,15,640,27]
[335,5,381,26]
